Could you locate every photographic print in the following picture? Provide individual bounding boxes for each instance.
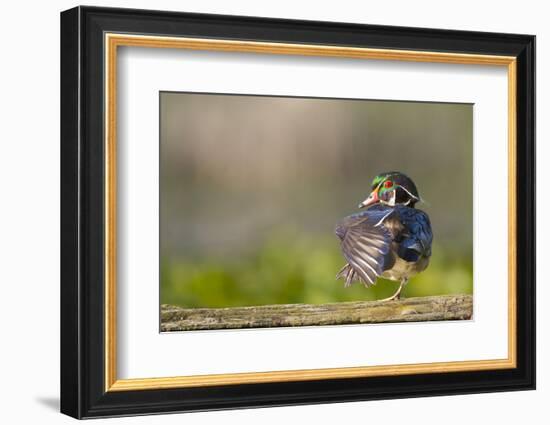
[160,92,473,331]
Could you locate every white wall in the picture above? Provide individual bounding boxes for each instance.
[0,1,544,424]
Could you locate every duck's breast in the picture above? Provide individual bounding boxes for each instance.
[381,255,430,282]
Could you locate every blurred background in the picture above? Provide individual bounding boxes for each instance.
[160,92,473,308]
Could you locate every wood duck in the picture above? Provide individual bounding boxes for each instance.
[335,172,433,301]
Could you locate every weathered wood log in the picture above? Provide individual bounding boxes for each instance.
[161,294,472,331]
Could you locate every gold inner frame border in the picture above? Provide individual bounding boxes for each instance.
[104,33,517,392]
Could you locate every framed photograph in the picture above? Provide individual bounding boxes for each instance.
[60,6,535,419]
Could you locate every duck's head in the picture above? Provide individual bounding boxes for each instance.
[358,171,420,209]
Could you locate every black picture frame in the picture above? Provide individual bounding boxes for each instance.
[60,5,535,419]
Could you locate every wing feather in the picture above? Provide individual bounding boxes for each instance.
[335,208,393,287]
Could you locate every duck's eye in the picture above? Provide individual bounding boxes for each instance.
[384,180,393,189]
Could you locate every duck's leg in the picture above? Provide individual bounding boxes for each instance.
[379,278,408,302]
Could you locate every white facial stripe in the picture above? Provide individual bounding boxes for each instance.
[379,189,396,207]
[374,179,385,192]
[396,184,419,200]
[389,191,396,206]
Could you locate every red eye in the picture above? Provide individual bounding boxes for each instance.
[384,180,393,188]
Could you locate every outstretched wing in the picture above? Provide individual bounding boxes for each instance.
[335,208,394,287]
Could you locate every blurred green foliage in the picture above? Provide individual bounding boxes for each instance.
[161,228,473,308]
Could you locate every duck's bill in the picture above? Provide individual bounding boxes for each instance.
[358,190,379,208]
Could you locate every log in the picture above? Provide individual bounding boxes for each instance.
[161,294,472,331]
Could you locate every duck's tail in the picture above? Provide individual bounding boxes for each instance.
[336,263,374,288]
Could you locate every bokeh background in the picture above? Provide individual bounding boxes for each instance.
[160,92,473,308]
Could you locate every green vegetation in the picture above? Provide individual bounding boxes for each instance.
[161,230,473,308]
